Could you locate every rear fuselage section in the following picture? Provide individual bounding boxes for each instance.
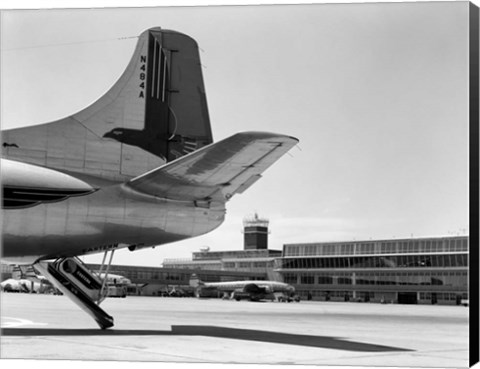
[2,161,226,264]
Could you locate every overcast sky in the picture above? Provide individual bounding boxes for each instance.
[0,2,470,266]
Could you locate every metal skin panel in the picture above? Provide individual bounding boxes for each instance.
[2,180,226,264]
[120,144,161,177]
[129,132,299,201]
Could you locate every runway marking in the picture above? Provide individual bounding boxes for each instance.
[1,317,47,328]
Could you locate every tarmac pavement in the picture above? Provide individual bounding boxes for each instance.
[0,293,470,368]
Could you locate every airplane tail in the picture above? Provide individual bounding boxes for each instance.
[189,274,205,288]
[2,27,213,181]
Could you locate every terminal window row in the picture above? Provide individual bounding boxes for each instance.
[297,290,463,302]
[419,292,466,301]
[284,271,467,287]
[223,261,271,269]
[162,263,222,270]
[278,254,468,269]
[305,290,353,299]
[109,271,222,283]
[284,237,468,256]
[192,250,274,260]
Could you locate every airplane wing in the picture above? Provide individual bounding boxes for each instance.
[127,131,298,202]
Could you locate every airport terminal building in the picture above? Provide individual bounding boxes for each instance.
[82,234,468,305]
[275,236,468,305]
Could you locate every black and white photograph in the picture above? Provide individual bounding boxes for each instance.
[0,1,478,369]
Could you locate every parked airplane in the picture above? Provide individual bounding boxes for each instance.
[8,264,56,293]
[0,276,59,294]
[1,278,36,293]
[96,272,131,286]
[95,272,131,298]
[189,274,297,302]
[1,27,298,329]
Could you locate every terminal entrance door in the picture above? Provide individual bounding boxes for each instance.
[398,292,417,304]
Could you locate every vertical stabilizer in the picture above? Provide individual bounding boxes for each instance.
[2,28,213,181]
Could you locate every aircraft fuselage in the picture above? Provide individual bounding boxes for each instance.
[2,178,226,264]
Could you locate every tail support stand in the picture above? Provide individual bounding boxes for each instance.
[97,249,115,305]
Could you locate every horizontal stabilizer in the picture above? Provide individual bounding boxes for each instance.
[127,132,298,201]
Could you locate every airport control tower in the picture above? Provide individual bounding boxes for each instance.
[243,213,270,250]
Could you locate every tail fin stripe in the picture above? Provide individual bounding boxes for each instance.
[151,39,158,98]
[157,43,162,99]
[158,49,164,100]
[162,52,167,102]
